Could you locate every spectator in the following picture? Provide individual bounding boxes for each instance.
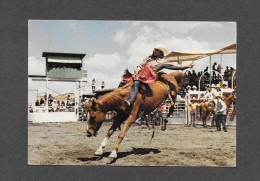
[52,100,58,112]
[48,94,53,104]
[212,62,217,79]
[215,93,227,132]
[201,88,213,100]
[40,98,44,105]
[204,66,209,77]
[101,81,105,89]
[224,66,229,81]
[184,85,191,96]
[228,67,234,87]
[186,97,199,127]
[35,100,40,106]
[217,64,222,73]
[198,71,201,77]
[155,104,163,126]
[221,82,229,89]
[192,85,197,91]
[92,78,96,91]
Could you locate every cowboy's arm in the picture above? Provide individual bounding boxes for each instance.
[171,62,194,70]
[159,59,194,70]
[186,103,191,111]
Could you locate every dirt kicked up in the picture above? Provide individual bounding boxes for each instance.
[28,122,236,166]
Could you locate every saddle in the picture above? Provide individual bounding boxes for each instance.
[138,72,178,105]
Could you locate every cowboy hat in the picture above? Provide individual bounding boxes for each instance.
[222,81,228,86]
[215,84,220,88]
[192,85,197,89]
[153,47,168,56]
[186,85,191,88]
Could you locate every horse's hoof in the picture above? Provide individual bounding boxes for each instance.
[94,149,103,156]
[108,150,117,158]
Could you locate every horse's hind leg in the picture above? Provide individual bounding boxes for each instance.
[108,94,143,158]
[162,103,175,131]
[95,117,122,156]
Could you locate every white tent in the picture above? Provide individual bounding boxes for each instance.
[165,43,236,62]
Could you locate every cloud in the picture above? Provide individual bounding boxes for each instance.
[28,56,45,75]
[84,53,126,87]
[156,21,223,33]
[125,24,212,70]
[113,29,131,46]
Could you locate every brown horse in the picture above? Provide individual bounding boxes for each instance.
[200,100,216,127]
[85,72,184,158]
[200,94,236,127]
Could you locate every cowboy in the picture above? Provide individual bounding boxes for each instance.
[192,85,197,91]
[186,97,199,127]
[124,46,194,108]
[215,93,227,132]
[186,85,191,92]
[211,84,221,126]
[201,87,213,100]
[212,84,221,98]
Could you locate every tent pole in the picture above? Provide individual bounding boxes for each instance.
[220,54,222,74]
[209,55,212,87]
[46,78,49,112]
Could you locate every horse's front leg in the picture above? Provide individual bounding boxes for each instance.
[108,94,142,158]
[94,119,121,156]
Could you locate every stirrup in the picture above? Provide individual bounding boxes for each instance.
[124,100,132,109]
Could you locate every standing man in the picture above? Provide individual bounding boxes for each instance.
[186,97,199,127]
[92,78,96,91]
[211,84,221,126]
[101,81,105,89]
[215,93,227,132]
[155,104,163,125]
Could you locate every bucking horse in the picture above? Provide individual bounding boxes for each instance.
[85,71,185,158]
[200,94,237,127]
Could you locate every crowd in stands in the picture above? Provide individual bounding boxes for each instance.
[34,94,75,112]
[178,63,236,98]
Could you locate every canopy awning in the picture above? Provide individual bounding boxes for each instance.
[165,43,236,62]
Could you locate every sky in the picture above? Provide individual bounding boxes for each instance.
[28,20,236,103]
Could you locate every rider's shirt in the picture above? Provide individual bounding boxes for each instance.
[140,56,189,72]
[216,99,227,115]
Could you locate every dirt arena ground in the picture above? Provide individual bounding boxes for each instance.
[28,121,236,166]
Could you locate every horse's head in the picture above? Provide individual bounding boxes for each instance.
[207,100,216,112]
[86,98,105,137]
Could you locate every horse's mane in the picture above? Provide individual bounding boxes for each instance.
[168,72,184,84]
[97,81,133,112]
